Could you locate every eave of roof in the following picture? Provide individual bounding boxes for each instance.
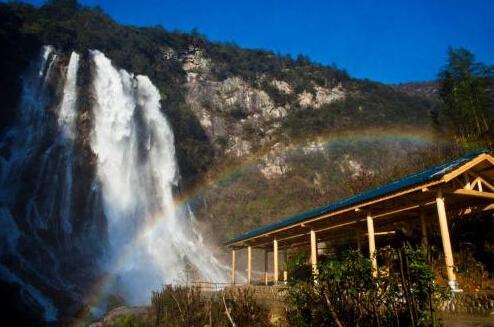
[225,149,489,246]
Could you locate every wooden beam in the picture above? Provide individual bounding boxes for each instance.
[483,203,494,211]
[436,190,459,291]
[471,176,494,192]
[310,229,318,277]
[273,239,279,284]
[477,179,483,192]
[252,219,359,248]
[442,153,491,182]
[476,153,494,168]
[263,220,398,250]
[449,189,494,200]
[231,249,236,285]
[247,246,252,285]
[264,250,268,286]
[367,212,377,277]
[371,200,436,219]
[315,219,358,233]
[283,250,288,283]
[370,231,396,236]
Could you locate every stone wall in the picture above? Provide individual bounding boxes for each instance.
[439,291,494,316]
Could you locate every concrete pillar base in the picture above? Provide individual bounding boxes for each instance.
[448,280,462,292]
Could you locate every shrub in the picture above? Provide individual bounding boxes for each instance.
[284,246,449,326]
[151,285,271,326]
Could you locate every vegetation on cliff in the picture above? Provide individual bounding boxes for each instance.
[438,47,494,148]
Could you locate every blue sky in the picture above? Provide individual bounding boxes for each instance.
[23,0,494,83]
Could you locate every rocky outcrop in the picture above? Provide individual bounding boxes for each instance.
[181,45,211,83]
[181,47,349,163]
[298,84,345,108]
[270,79,292,94]
[184,66,289,157]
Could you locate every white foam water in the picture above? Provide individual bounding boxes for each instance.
[58,51,80,233]
[90,50,226,304]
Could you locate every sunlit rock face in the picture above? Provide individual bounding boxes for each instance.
[298,84,345,108]
[0,46,226,323]
[180,47,348,164]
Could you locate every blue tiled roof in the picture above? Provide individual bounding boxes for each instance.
[226,149,488,245]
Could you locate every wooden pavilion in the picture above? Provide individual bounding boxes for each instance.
[224,150,494,291]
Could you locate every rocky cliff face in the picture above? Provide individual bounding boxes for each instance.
[177,45,434,165]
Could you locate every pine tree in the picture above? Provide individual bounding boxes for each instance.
[438,48,494,147]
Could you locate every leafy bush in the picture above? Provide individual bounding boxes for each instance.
[284,247,449,326]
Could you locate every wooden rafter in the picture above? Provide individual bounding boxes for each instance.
[371,200,435,219]
[471,176,494,192]
[449,189,494,200]
[443,154,491,182]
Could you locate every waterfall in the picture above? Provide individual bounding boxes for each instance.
[0,46,226,322]
[90,50,226,304]
[58,52,80,234]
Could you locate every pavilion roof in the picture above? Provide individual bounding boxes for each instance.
[225,149,493,248]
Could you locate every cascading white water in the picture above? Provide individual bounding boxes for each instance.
[57,52,80,234]
[0,46,226,321]
[90,50,226,304]
[58,52,80,139]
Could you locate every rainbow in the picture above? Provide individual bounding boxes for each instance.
[175,127,444,205]
[75,127,445,323]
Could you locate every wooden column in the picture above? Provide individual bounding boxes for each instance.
[273,239,279,284]
[283,250,288,283]
[366,212,378,277]
[436,190,459,290]
[231,249,236,285]
[420,208,428,249]
[247,246,252,285]
[264,250,268,285]
[310,229,318,276]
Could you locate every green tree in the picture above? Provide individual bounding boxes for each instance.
[284,247,449,326]
[438,48,494,147]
